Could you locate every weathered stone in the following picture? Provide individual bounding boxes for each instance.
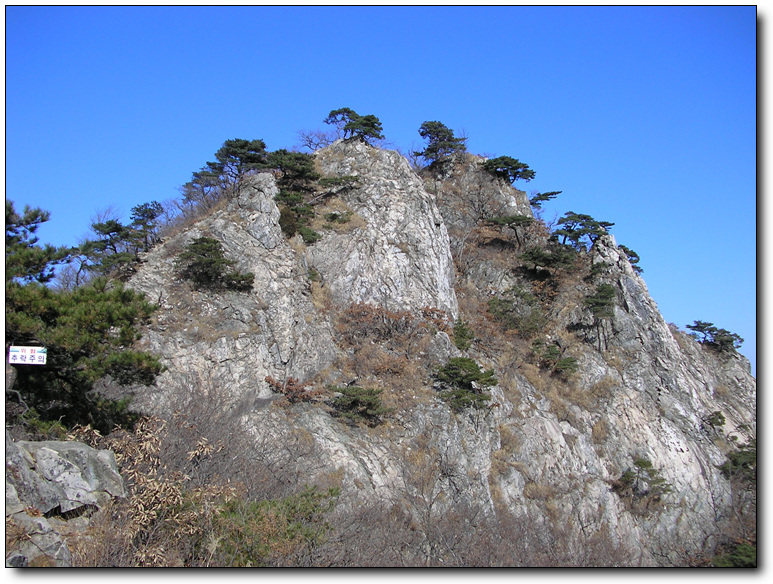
[5,433,126,567]
[6,512,73,567]
[114,143,755,565]
[128,172,340,411]
[6,434,125,515]
[310,139,458,317]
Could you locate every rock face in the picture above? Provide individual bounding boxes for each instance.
[112,140,755,565]
[425,153,533,241]
[309,139,458,317]
[6,432,126,567]
[483,234,757,564]
[128,140,460,413]
[128,172,340,412]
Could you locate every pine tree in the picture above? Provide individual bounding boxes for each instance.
[6,201,71,284]
[482,156,535,184]
[413,121,467,167]
[175,236,254,291]
[435,357,497,412]
[6,201,162,431]
[331,386,392,426]
[324,108,384,144]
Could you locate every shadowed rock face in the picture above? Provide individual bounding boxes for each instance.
[108,142,754,565]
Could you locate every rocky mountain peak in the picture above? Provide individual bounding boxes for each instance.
[309,139,458,317]
[7,140,755,567]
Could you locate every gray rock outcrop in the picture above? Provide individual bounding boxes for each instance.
[128,172,340,412]
[6,432,126,567]
[309,139,458,317]
[111,142,754,565]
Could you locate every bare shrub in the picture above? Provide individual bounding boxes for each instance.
[64,378,336,567]
[265,376,325,405]
[309,280,333,312]
[523,481,558,501]
[335,302,424,348]
[591,418,609,444]
[560,376,614,412]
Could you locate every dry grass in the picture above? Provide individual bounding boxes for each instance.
[521,362,549,393]
[308,196,366,233]
[157,196,231,253]
[523,481,557,501]
[559,376,616,412]
[498,423,521,454]
[591,418,609,444]
[310,280,333,312]
[603,347,628,373]
[59,382,340,568]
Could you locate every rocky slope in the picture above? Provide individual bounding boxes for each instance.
[13,138,752,566]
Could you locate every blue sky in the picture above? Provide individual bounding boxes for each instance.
[5,6,757,371]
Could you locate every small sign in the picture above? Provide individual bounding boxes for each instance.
[8,346,47,365]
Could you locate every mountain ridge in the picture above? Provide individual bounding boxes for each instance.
[6,137,756,566]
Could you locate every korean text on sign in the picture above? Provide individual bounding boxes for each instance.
[8,346,47,365]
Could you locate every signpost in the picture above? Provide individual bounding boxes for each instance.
[8,346,47,365]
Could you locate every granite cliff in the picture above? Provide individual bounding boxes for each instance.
[7,138,756,566]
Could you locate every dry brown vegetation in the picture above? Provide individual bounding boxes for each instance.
[53,380,340,567]
[330,302,453,412]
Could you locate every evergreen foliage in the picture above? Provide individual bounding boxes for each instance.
[488,287,548,339]
[297,226,322,245]
[553,211,614,251]
[80,219,136,279]
[529,190,562,209]
[211,138,269,194]
[553,357,579,378]
[482,156,535,184]
[180,138,269,205]
[583,284,617,320]
[212,485,339,567]
[6,201,71,284]
[686,320,744,353]
[318,175,360,190]
[130,201,165,252]
[6,278,161,431]
[711,541,756,568]
[267,149,320,192]
[268,150,326,244]
[487,214,534,246]
[175,236,254,292]
[531,339,579,379]
[717,438,756,485]
[68,200,166,283]
[413,120,467,167]
[6,201,163,432]
[331,386,392,426]
[617,244,643,274]
[324,211,353,225]
[580,283,618,352]
[436,357,497,412]
[611,457,673,512]
[520,243,577,273]
[324,108,384,144]
[452,319,474,351]
[180,166,223,211]
[278,206,298,238]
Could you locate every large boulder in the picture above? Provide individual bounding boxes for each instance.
[5,432,126,567]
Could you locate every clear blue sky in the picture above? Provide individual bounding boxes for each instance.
[5,6,757,371]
